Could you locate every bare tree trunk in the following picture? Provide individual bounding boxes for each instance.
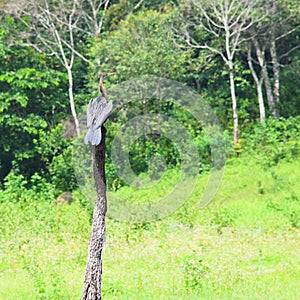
[247,47,265,122]
[229,66,238,146]
[252,38,276,117]
[256,81,265,122]
[67,67,81,137]
[261,66,276,117]
[82,126,107,300]
[270,38,280,118]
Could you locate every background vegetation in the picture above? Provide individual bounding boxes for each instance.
[0,0,299,298]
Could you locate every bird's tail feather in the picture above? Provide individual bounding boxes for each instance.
[84,126,102,146]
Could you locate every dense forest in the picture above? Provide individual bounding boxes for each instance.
[0,0,299,194]
[1,0,300,299]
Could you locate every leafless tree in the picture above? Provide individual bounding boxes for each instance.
[3,0,111,136]
[82,127,107,300]
[179,0,263,145]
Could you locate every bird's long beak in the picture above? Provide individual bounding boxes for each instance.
[107,72,115,76]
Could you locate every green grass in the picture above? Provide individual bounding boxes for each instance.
[1,156,300,299]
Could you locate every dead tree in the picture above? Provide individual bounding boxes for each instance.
[82,73,114,299]
[82,126,107,300]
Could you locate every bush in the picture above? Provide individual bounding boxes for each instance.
[0,171,55,203]
[244,116,300,167]
[34,124,77,194]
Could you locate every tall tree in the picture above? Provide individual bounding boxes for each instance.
[82,128,107,300]
[247,0,300,118]
[179,0,263,145]
[3,0,111,136]
[247,44,265,122]
[0,16,68,181]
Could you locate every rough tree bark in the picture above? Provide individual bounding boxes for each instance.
[82,126,107,300]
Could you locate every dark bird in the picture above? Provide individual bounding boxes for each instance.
[84,73,115,146]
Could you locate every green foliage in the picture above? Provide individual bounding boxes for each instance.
[91,9,191,82]
[0,193,90,299]
[265,172,300,229]
[244,116,300,167]
[0,171,55,204]
[210,208,236,231]
[1,156,300,299]
[34,124,77,193]
[1,2,300,197]
[289,210,300,229]
[0,123,75,198]
[0,172,27,203]
[23,260,69,300]
[104,0,177,31]
[0,16,68,184]
[23,261,47,298]
[128,135,180,174]
[281,50,300,117]
[0,1,300,298]
[182,253,208,292]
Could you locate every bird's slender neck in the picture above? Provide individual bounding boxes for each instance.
[99,75,107,98]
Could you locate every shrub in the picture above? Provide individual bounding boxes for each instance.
[244,116,300,167]
[0,171,55,203]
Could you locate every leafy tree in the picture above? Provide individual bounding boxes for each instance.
[93,10,191,81]
[89,10,196,178]
[0,17,68,184]
[2,0,111,136]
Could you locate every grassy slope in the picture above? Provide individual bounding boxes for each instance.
[0,156,299,299]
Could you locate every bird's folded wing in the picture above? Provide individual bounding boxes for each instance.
[94,100,113,128]
[87,96,105,126]
[86,98,95,128]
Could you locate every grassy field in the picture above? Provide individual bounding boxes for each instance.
[0,155,300,299]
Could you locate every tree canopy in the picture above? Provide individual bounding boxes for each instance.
[0,0,299,191]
